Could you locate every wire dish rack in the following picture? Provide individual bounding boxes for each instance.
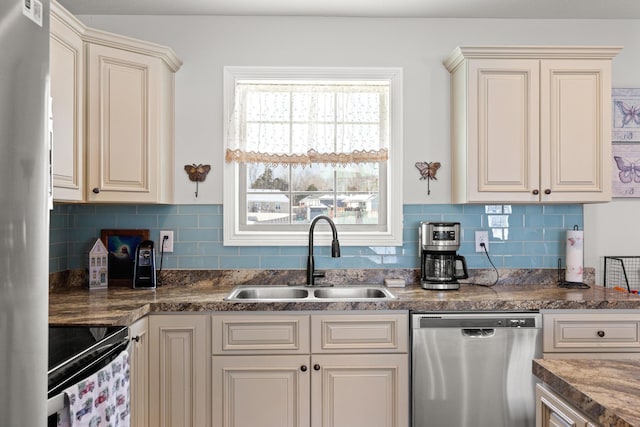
[604,256,640,293]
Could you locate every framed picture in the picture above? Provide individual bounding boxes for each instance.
[100,229,149,286]
[612,88,640,142]
[612,143,640,198]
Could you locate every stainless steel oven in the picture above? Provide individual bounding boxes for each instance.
[47,326,129,424]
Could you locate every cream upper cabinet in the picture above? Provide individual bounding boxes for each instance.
[49,0,182,203]
[445,46,621,204]
[50,2,84,202]
[84,32,180,203]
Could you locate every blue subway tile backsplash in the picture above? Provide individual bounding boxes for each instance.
[49,203,583,273]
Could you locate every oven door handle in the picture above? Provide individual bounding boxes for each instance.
[47,393,66,417]
[47,337,129,416]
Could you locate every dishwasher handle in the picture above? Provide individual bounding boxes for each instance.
[462,328,496,338]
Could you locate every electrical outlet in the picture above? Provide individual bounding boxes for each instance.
[159,230,174,253]
[475,230,489,253]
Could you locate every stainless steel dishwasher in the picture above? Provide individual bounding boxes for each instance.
[412,312,542,427]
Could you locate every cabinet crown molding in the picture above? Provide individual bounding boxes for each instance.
[50,0,182,72]
[444,45,623,72]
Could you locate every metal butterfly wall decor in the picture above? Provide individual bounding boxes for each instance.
[415,161,441,195]
[184,164,211,197]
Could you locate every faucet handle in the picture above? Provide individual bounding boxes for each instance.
[313,271,325,278]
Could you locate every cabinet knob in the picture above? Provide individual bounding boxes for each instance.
[532,189,539,195]
[131,336,140,343]
[300,365,307,372]
[313,364,321,371]
[597,330,605,338]
[92,187,100,194]
[544,189,551,195]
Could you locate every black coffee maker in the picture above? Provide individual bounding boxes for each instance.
[133,240,157,288]
[419,222,468,290]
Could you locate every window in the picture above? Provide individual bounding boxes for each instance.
[223,67,403,246]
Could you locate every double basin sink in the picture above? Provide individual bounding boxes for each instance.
[225,284,397,302]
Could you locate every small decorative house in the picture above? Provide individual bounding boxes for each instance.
[89,238,108,289]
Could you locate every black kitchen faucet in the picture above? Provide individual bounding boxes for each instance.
[306,215,341,286]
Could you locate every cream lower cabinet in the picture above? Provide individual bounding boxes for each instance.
[213,355,311,427]
[212,312,409,427]
[148,314,210,427]
[444,46,621,204]
[129,316,149,427]
[536,384,597,427]
[538,310,640,427]
[542,309,640,359]
[310,354,407,427]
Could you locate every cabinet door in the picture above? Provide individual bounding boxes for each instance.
[464,59,541,203]
[50,9,84,201]
[129,316,149,427]
[86,43,163,203]
[212,355,311,427]
[149,314,209,427]
[540,59,612,202]
[311,354,408,427]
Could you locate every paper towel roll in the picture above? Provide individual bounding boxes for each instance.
[565,228,584,283]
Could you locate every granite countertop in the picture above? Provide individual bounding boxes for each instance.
[533,358,640,427]
[49,271,640,326]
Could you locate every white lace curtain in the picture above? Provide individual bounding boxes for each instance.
[226,81,389,167]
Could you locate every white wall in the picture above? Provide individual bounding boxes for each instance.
[77,14,640,279]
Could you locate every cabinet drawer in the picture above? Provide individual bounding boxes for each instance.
[536,383,593,427]
[311,313,408,353]
[543,313,640,353]
[212,314,310,354]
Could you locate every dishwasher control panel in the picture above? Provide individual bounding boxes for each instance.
[414,313,541,329]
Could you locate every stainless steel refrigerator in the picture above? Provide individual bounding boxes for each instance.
[0,0,50,424]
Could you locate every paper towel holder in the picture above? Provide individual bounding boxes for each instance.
[557,257,590,289]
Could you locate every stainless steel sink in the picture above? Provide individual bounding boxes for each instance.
[224,285,396,302]
[225,286,309,301]
[313,287,395,300]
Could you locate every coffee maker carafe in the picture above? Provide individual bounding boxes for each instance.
[419,222,468,290]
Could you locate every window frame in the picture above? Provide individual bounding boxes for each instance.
[223,66,403,247]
